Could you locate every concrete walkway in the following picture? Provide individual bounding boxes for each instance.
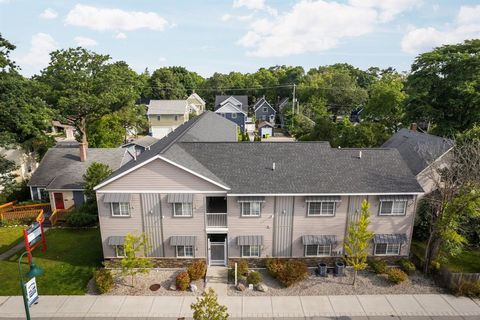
[0,241,24,261]
[0,294,479,319]
[205,266,228,296]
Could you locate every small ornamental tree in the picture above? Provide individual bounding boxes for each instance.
[344,199,374,286]
[83,162,113,202]
[190,288,228,320]
[120,233,154,287]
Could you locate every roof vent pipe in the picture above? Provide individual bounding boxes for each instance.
[272,162,276,171]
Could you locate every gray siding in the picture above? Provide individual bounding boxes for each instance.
[101,158,225,192]
[141,193,164,257]
[273,196,294,257]
[73,191,85,207]
[227,196,274,258]
[255,102,276,122]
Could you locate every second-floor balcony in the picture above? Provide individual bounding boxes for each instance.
[206,196,227,229]
[206,212,227,228]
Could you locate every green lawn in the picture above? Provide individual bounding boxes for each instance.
[0,226,24,255]
[411,240,480,273]
[0,228,103,295]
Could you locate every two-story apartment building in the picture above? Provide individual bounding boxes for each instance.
[95,135,424,266]
[214,95,248,133]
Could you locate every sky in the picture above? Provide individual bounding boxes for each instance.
[1,0,479,77]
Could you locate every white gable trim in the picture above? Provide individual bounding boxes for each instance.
[188,93,206,105]
[220,96,242,107]
[254,100,276,113]
[94,155,230,191]
[215,102,246,115]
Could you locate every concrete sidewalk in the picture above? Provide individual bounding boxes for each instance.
[0,294,479,319]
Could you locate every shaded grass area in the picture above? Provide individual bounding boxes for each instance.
[411,240,480,273]
[0,226,25,255]
[0,228,102,295]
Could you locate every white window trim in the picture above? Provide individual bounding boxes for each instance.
[379,200,407,216]
[262,107,268,112]
[176,245,194,258]
[307,201,336,216]
[110,202,130,217]
[240,202,261,217]
[241,245,260,257]
[304,244,332,257]
[231,112,237,119]
[173,203,193,217]
[114,245,125,258]
[374,243,401,256]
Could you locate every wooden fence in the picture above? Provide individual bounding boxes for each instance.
[439,267,480,289]
[0,202,51,224]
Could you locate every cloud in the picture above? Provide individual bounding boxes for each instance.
[233,0,277,15]
[221,14,232,21]
[40,8,58,19]
[238,0,379,57]
[65,4,169,32]
[74,36,98,47]
[348,0,417,22]
[16,33,57,73]
[401,5,480,54]
[115,32,127,39]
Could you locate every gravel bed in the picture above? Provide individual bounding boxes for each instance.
[103,269,205,296]
[228,268,445,296]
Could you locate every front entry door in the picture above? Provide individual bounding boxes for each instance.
[208,234,226,266]
[53,193,65,210]
[273,196,294,257]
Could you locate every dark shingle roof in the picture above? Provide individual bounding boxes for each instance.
[28,148,127,190]
[160,142,423,194]
[214,95,249,113]
[381,129,454,175]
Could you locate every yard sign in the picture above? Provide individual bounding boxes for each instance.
[23,221,47,264]
[25,277,39,307]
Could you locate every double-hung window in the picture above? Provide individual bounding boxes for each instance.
[115,245,125,258]
[176,245,194,257]
[241,202,261,217]
[374,243,401,255]
[231,112,237,119]
[379,200,406,216]
[307,201,336,216]
[111,202,130,217]
[241,245,260,257]
[304,244,331,257]
[173,203,193,217]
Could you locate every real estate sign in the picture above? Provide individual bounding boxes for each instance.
[23,221,47,264]
[25,277,39,307]
[26,223,42,247]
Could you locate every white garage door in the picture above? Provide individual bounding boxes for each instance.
[151,126,174,139]
[261,127,273,138]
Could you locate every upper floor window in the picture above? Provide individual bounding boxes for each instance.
[263,106,268,112]
[111,202,130,217]
[307,201,336,216]
[241,202,261,217]
[231,113,237,119]
[173,203,193,217]
[157,115,161,121]
[175,115,179,121]
[379,200,406,216]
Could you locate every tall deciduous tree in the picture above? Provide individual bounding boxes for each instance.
[83,162,112,202]
[405,40,480,135]
[344,200,374,286]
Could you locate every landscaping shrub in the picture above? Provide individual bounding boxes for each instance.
[266,258,284,278]
[368,259,387,274]
[237,259,249,276]
[452,280,480,297]
[94,268,113,294]
[247,271,262,285]
[188,260,207,281]
[268,260,308,287]
[66,212,97,227]
[176,271,190,291]
[386,268,408,284]
[397,258,416,275]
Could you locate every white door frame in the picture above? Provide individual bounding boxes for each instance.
[208,238,227,266]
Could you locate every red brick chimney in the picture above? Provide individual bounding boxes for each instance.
[79,142,87,162]
[410,123,418,132]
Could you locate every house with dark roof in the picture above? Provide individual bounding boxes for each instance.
[94,118,424,266]
[214,95,248,132]
[382,126,454,194]
[253,97,276,124]
[122,136,159,157]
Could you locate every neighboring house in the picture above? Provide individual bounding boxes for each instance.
[94,131,423,266]
[51,121,76,141]
[258,121,274,138]
[275,98,289,128]
[253,97,276,124]
[28,144,127,211]
[147,93,207,139]
[382,125,454,194]
[122,136,158,157]
[0,146,37,191]
[214,95,248,132]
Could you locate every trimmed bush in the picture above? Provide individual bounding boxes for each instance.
[386,268,408,284]
[277,260,308,287]
[453,280,480,297]
[368,259,388,274]
[237,259,249,276]
[397,258,416,275]
[266,258,284,278]
[94,268,113,294]
[247,271,262,285]
[176,271,190,291]
[66,212,97,227]
[187,260,207,281]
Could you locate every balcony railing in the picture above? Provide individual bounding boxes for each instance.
[206,213,227,228]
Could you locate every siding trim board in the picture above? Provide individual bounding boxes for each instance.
[141,193,164,257]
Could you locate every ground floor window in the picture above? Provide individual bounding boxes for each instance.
[176,245,194,257]
[304,244,332,257]
[114,245,125,258]
[37,188,48,200]
[374,243,401,255]
[241,245,260,257]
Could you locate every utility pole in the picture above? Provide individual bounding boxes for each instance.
[292,84,296,129]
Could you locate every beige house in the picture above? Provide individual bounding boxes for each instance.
[147,93,206,139]
[95,129,423,266]
[0,146,38,191]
